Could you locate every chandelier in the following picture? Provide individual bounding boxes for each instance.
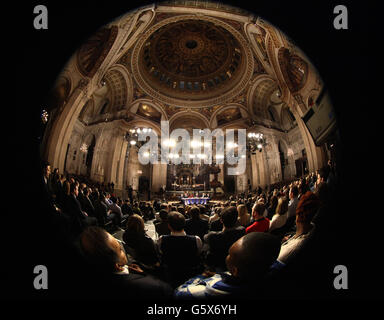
[247,132,266,153]
[80,142,88,153]
[41,109,49,124]
[125,127,152,147]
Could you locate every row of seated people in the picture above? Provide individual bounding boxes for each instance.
[72,188,325,300]
[42,162,334,299]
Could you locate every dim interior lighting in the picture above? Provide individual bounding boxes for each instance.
[80,143,88,153]
[41,109,49,124]
[247,131,266,153]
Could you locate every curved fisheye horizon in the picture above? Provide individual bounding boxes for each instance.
[38,0,342,300]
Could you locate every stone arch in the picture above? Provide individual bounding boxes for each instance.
[129,99,168,123]
[78,99,95,123]
[247,76,278,119]
[103,68,129,112]
[210,104,250,128]
[169,111,210,131]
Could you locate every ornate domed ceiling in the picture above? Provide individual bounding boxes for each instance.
[131,15,254,107]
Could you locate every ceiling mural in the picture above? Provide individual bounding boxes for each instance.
[130,14,254,108]
[77,26,118,77]
[66,1,322,134]
[216,107,243,126]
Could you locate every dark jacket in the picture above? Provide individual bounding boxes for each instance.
[185,218,209,241]
[204,227,245,271]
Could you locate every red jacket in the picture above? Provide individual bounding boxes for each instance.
[245,217,270,234]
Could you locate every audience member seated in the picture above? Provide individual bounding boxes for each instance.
[269,196,288,233]
[157,211,203,288]
[121,199,133,216]
[197,205,210,221]
[245,202,270,234]
[154,209,171,237]
[185,206,209,241]
[277,191,321,265]
[154,203,169,221]
[65,183,98,235]
[237,204,251,228]
[203,206,245,272]
[122,214,160,272]
[209,207,224,232]
[175,232,281,299]
[78,226,173,299]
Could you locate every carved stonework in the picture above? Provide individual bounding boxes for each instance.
[77,26,118,78]
[278,48,308,93]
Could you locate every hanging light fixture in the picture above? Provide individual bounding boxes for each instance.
[80,142,88,153]
[125,126,152,147]
[247,132,266,153]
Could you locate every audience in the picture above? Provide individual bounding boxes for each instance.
[78,226,172,299]
[175,232,281,299]
[204,206,245,272]
[269,196,288,232]
[246,202,270,234]
[157,211,203,287]
[123,214,160,271]
[65,183,97,235]
[185,206,209,241]
[40,161,336,300]
[237,204,251,227]
[154,209,171,237]
[277,191,321,264]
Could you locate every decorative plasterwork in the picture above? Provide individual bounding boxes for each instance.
[131,14,254,108]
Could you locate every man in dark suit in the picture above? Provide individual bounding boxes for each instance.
[65,183,97,235]
[185,206,209,241]
[78,226,173,300]
[204,206,245,272]
[154,209,171,237]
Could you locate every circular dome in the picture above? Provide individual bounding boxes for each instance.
[131,15,254,107]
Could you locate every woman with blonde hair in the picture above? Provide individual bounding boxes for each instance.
[237,204,251,227]
[269,196,288,232]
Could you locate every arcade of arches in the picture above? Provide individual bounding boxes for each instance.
[41,1,335,200]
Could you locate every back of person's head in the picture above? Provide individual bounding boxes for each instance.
[159,209,168,221]
[290,185,299,198]
[296,191,321,224]
[237,204,247,217]
[189,206,200,220]
[80,226,120,273]
[70,182,78,194]
[177,206,185,215]
[126,214,145,233]
[275,197,289,215]
[226,232,280,281]
[168,211,186,231]
[160,203,168,211]
[110,196,117,204]
[197,205,206,215]
[252,202,265,217]
[221,206,239,228]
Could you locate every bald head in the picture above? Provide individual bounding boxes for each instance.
[80,226,128,273]
[225,232,281,281]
